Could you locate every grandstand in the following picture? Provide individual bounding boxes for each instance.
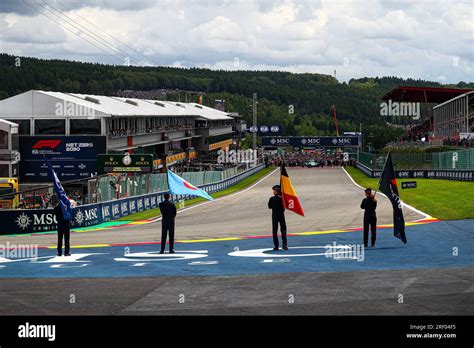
[382,86,473,143]
[433,91,474,141]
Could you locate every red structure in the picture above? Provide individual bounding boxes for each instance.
[382,86,472,104]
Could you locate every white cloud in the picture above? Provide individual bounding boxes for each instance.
[0,0,472,83]
[1,13,67,44]
[192,16,242,41]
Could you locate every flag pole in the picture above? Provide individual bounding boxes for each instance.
[279,160,283,188]
[165,165,171,201]
[374,150,390,197]
[279,161,283,207]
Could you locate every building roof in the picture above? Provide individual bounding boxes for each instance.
[163,102,233,121]
[0,90,233,120]
[382,86,473,103]
[433,91,474,110]
[0,119,19,133]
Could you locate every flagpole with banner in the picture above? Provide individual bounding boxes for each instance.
[280,163,304,217]
[377,152,407,244]
[167,169,214,201]
[374,150,390,198]
[46,160,73,221]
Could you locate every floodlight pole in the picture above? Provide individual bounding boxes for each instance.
[252,92,257,150]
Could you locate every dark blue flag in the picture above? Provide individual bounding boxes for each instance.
[378,153,407,244]
[47,161,73,220]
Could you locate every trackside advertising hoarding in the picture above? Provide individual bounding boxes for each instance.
[262,136,359,147]
[2,191,164,235]
[19,136,106,182]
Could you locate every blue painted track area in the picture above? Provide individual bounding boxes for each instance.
[0,219,472,278]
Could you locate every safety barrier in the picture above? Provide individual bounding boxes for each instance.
[355,162,474,182]
[433,148,474,170]
[94,165,249,203]
[358,148,474,171]
[0,163,266,235]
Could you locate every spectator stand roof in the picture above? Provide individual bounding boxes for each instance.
[382,86,473,103]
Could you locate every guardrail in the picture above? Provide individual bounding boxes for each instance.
[355,162,474,182]
[358,148,474,171]
[0,163,266,235]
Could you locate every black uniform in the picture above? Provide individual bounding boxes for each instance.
[54,205,70,256]
[360,197,377,247]
[159,199,177,252]
[268,194,287,248]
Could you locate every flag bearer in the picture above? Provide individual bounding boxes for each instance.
[268,185,288,251]
[54,202,71,256]
[159,193,177,254]
[360,187,377,247]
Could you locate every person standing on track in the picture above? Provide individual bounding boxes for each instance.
[268,185,288,251]
[53,202,71,256]
[159,193,177,254]
[360,187,377,247]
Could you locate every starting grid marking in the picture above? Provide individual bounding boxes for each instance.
[0,219,472,278]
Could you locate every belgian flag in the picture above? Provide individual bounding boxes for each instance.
[280,164,305,217]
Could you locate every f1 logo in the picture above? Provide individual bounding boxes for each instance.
[32,140,62,150]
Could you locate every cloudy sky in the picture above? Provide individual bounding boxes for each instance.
[0,0,472,83]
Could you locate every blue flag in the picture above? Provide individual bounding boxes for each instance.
[47,161,73,220]
[167,170,214,201]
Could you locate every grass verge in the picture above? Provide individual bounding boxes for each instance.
[117,166,275,221]
[345,166,474,220]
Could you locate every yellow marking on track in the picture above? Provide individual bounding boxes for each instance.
[178,237,244,243]
[406,221,435,226]
[292,229,348,236]
[71,221,150,233]
[47,244,110,249]
[73,229,110,233]
[293,219,438,235]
